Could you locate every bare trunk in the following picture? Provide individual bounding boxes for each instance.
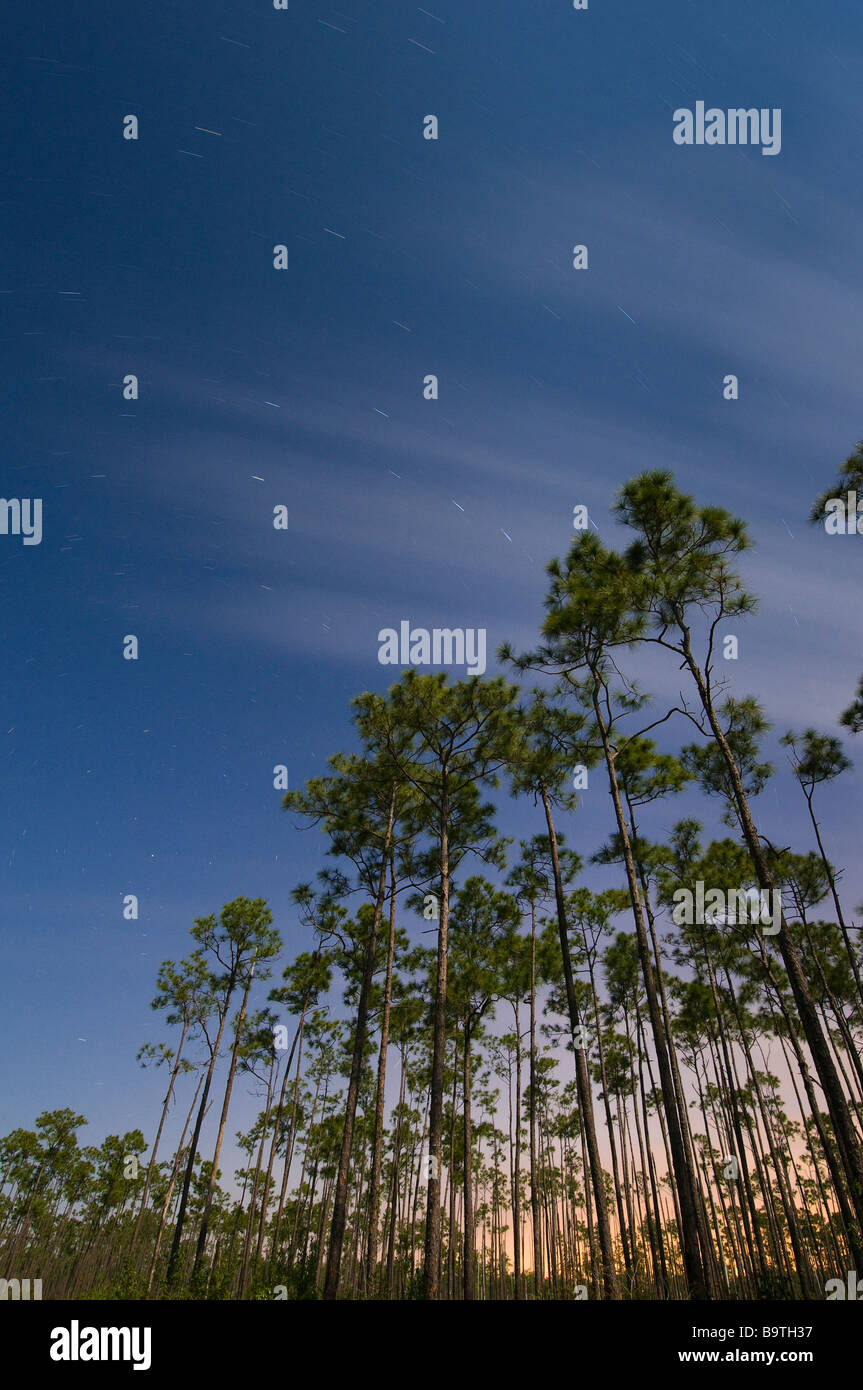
[679,633,863,1228]
[325,786,397,1299]
[540,784,619,1299]
[193,954,258,1277]
[423,773,450,1299]
[364,850,398,1294]
[589,683,708,1299]
[131,1020,188,1257]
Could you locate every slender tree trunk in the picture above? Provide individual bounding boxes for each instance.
[588,683,708,1299]
[513,996,523,1299]
[529,906,543,1296]
[364,850,398,1295]
[585,944,632,1276]
[628,802,721,1296]
[635,1008,668,1296]
[166,1000,233,1288]
[678,631,863,1228]
[238,1063,277,1297]
[271,1012,308,1262]
[149,1073,206,1294]
[540,783,619,1298]
[423,773,450,1300]
[385,1043,408,1295]
[324,790,396,1299]
[803,790,863,1012]
[463,1013,476,1300]
[131,1022,188,1257]
[289,1071,322,1266]
[447,1045,458,1299]
[193,955,258,1277]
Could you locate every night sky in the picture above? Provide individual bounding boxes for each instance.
[3,1,862,1179]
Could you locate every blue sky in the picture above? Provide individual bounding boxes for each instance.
[2,0,862,1176]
